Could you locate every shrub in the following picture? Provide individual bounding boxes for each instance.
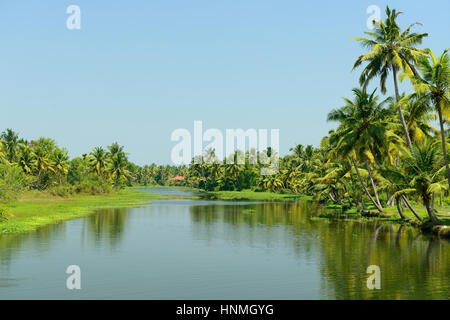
[75,179,112,195]
[47,184,76,197]
[0,164,30,201]
[0,207,12,222]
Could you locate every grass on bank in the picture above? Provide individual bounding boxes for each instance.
[327,201,450,222]
[204,190,313,201]
[0,188,169,234]
[321,198,450,238]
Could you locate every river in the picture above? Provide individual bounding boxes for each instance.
[0,188,448,299]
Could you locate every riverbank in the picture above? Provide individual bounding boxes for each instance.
[0,188,170,234]
[203,190,312,201]
[201,189,450,238]
[1,186,449,238]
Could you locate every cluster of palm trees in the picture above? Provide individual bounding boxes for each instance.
[182,7,449,225]
[0,125,190,197]
[0,130,71,190]
[86,143,132,187]
[0,131,134,193]
[133,163,187,186]
[1,7,447,225]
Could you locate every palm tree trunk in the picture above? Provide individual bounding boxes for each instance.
[351,157,384,212]
[393,66,412,147]
[431,192,435,213]
[365,160,382,208]
[401,195,423,221]
[343,185,353,207]
[328,192,336,202]
[387,194,395,207]
[395,197,407,220]
[423,196,440,224]
[361,195,367,210]
[437,105,450,189]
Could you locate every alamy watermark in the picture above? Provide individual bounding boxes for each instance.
[366,265,381,290]
[66,265,81,290]
[171,121,279,175]
[66,5,81,30]
[366,5,381,30]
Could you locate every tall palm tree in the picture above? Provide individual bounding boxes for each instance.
[107,142,125,158]
[18,145,35,174]
[89,147,109,178]
[226,151,245,190]
[351,6,429,147]
[327,88,399,212]
[82,153,88,181]
[1,128,19,163]
[289,144,304,166]
[52,148,69,185]
[33,146,54,188]
[405,49,450,188]
[400,93,436,142]
[108,152,131,187]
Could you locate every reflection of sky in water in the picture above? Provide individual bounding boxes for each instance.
[0,188,448,299]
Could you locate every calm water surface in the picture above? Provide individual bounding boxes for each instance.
[0,188,448,299]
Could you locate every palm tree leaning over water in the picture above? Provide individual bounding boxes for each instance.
[403,49,450,189]
[351,6,429,147]
[402,140,446,224]
[327,88,399,212]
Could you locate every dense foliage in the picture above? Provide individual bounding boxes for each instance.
[0,7,448,226]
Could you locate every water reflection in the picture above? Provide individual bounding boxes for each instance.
[0,188,448,299]
[82,208,130,250]
[188,200,450,299]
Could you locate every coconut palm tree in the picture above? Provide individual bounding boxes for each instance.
[351,6,429,147]
[226,151,245,190]
[1,128,19,163]
[0,140,6,164]
[89,147,109,178]
[107,142,125,158]
[33,146,54,188]
[289,144,304,166]
[52,148,69,185]
[81,153,88,181]
[108,152,131,187]
[18,145,35,174]
[402,140,447,224]
[327,88,399,212]
[261,175,283,192]
[400,93,436,142]
[404,49,450,188]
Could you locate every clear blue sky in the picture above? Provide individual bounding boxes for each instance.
[1,0,449,165]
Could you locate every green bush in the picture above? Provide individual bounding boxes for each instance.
[75,179,112,195]
[0,207,12,222]
[0,164,30,201]
[47,185,76,197]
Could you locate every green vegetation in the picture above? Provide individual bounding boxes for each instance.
[0,6,449,236]
[167,6,450,231]
[204,190,312,201]
[0,188,167,234]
